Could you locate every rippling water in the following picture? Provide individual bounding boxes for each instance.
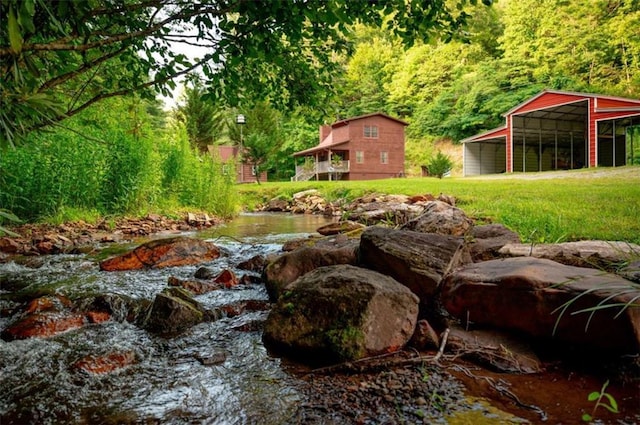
[0,213,335,424]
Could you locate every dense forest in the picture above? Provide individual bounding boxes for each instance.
[1,0,639,223]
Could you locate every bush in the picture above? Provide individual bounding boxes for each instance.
[425,151,453,178]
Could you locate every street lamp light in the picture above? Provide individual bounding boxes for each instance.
[236,114,246,154]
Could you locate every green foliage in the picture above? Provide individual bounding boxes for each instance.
[175,78,225,153]
[0,96,238,223]
[426,151,454,178]
[0,0,476,147]
[581,380,619,422]
[159,122,237,217]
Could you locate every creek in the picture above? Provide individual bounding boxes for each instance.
[0,213,335,424]
[1,213,637,424]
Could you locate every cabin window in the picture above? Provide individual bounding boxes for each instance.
[380,151,388,164]
[251,165,257,176]
[356,151,364,164]
[364,125,378,138]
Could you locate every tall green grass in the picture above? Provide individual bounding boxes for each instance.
[0,97,238,225]
[238,167,640,244]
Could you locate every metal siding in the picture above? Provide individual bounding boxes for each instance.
[596,98,640,109]
[511,93,589,115]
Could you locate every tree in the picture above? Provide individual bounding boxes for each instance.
[175,78,225,153]
[0,0,487,148]
[229,101,283,184]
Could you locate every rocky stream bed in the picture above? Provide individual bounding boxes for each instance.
[1,192,639,424]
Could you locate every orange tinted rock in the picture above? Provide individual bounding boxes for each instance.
[25,295,73,314]
[1,312,85,340]
[99,236,221,271]
[86,311,111,324]
[73,350,136,374]
[214,269,238,288]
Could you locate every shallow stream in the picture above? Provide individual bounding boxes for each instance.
[0,213,334,424]
[1,213,637,424]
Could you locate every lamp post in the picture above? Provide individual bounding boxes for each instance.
[236,114,246,181]
[236,114,246,153]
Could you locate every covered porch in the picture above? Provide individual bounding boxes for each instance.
[292,142,351,181]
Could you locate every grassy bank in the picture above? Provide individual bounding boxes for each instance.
[238,166,640,245]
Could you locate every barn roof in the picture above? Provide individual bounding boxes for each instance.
[463,89,640,144]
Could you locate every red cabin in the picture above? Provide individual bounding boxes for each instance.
[292,113,408,181]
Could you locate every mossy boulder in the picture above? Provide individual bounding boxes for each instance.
[143,287,205,335]
[262,265,419,365]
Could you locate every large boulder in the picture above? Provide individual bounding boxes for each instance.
[263,243,358,301]
[262,265,419,365]
[142,287,205,335]
[358,226,468,307]
[498,240,640,272]
[400,201,473,237]
[441,257,640,354]
[99,236,221,271]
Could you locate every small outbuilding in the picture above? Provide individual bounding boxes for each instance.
[292,113,407,181]
[209,145,268,183]
[462,90,640,176]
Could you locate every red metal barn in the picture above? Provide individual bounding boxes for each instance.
[292,113,408,181]
[462,90,640,176]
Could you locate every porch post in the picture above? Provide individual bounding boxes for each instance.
[612,121,616,166]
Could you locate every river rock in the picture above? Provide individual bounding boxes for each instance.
[441,257,640,354]
[263,243,358,301]
[316,220,365,236]
[358,226,468,307]
[73,350,136,374]
[213,269,238,288]
[168,276,219,295]
[237,254,267,272]
[408,319,441,350]
[265,198,290,212]
[143,287,205,335]
[468,223,522,261]
[99,236,221,271]
[25,295,73,314]
[347,200,423,226]
[262,265,419,365]
[447,326,542,374]
[1,312,86,340]
[498,241,640,272]
[400,201,473,237]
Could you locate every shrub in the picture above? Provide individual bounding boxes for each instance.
[425,151,453,178]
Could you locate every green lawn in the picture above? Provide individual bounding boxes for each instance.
[239,166,640,244]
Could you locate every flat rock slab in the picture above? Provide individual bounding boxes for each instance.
[498,241,640,271]
[99,236,221,271]
[441,257,640,354]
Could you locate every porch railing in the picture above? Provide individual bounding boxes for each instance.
[293,160,350,181]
